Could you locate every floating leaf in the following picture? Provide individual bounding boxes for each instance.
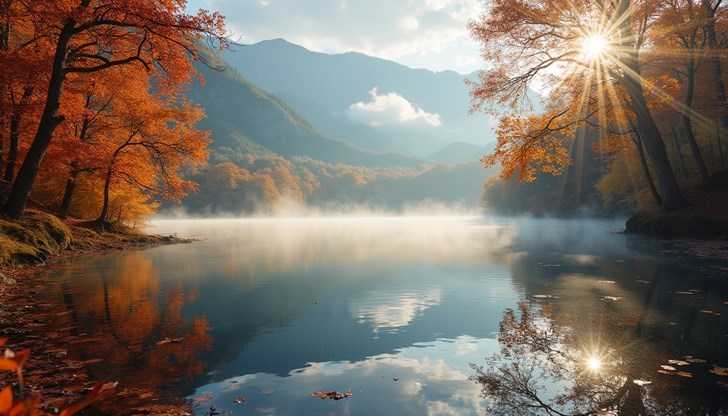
[156,337,184,346]
[674,291,694,295]
[668,360,689,366]
[633,380,651,386]
[532,295,558,299]
[193,392,213,402]
[660,365,677,371]
[657,370,672,375]
[676,371,693,378]
[233,397,247,404]
[685,357,707,364]
[598,280,616,284]
[709,366,728,376]
[309,389,352,400]
[602,296,622,301]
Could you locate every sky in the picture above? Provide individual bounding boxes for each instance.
[185,0,485,74]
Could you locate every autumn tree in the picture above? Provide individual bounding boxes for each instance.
[94,84,209,224]
[1,0,226,219]
[469,0,690,212]
[701,0,728,152]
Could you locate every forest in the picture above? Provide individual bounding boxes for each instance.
[471,0,728,220]
[0,0,227,224]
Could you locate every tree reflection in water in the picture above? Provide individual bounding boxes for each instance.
[471,302,728,415]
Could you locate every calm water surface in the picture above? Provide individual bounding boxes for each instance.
[41,217,728,415]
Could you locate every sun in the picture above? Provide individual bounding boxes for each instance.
[586,356,602,371]
[581,34,608,60]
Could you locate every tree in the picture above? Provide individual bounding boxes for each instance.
[1,0,226,219]
[469,0,689,211]
[702,0,728,156]
[94,79,209,224]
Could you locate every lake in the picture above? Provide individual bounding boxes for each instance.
[39,217,728,415]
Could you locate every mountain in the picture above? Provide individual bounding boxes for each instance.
[221,39,499,157]
[188,53,423,167]
[427,142,488,164]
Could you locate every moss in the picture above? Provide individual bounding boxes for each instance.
[0,210,72,267]
[0,235,46,266]
[626,210,728,238]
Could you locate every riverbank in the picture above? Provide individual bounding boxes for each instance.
[0,210,195,415]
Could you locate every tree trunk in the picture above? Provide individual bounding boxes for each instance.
[703,0,728,160]
[614,0,688,212]
[4,86,33,182]
[0,1,9,180]
[626,87,689,211]
[58,170,77,219]
[0,117,5,178]
[97,164,113,224]
[633,134,662,207]
[1,20,74,219]
[682,63,710,182]
[670,124,687,178]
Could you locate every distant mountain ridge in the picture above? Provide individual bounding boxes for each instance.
[187,52,423,167]
[221,38,497,157]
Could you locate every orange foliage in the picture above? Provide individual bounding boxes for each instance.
[0,338,115,416]
[1,0,227,220]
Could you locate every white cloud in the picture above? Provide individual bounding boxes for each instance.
[347,87,442,127]
[349,288,442,333]
[197,0,485,73]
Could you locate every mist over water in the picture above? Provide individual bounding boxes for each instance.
[37,216,727,415]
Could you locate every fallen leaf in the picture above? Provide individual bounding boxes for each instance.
[193,392,213,403]
[668,360,689,366]
[685,357,707,364]
[660,365,677,371]
[233,397,247,404]
[633,380,651,386]
[677,371,693,378]
[309,389,352,401]
[155,337,183,346]
[602,296,622,301]
[709,366,728,376]
[598,280,617,284]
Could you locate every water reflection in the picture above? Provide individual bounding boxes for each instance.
[349,289,442,335]
[473,301,728,415]
[42,253,213,411]
[191,336,495,416]
[472,218,728,415]
[34,217,728,415]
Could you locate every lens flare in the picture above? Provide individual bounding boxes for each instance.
[587,357,602,371]
[581,35,608,60]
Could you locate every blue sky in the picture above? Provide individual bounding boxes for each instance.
[185,0,484,74]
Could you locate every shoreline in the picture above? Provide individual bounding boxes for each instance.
[0,225,196,416]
